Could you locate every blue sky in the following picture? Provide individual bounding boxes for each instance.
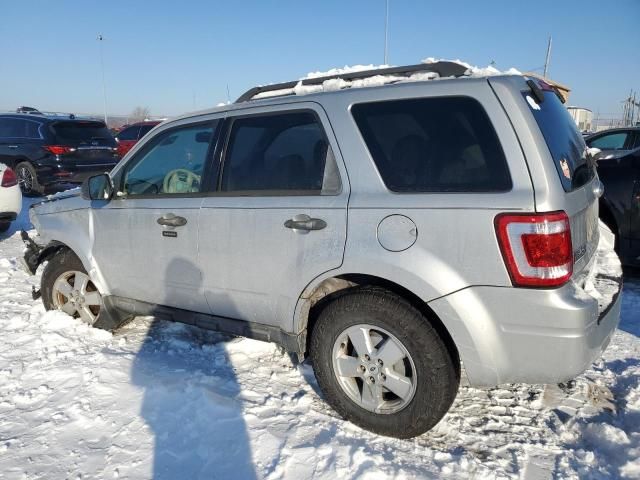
[1,0,638,119]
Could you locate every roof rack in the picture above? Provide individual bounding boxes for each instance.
[235,61,469,103]
[38,111,80,119]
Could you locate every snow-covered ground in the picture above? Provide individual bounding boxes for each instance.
[1,200,639,480]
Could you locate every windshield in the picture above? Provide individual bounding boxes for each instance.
[525,90,594,192]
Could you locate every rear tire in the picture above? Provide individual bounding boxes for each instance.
[15,161,44,196]
[0,222,9,233]
[310,287,459,438]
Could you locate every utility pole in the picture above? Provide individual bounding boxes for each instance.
[384,0,389,65]
[97,34,108,125]
[543,36,552,78]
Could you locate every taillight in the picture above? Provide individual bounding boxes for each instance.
[43,145,75,155]
[1,168,18,187]
[495,211,573,288]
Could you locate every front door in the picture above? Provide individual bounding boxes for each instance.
[198,104,349,331]
[92,119,220,312]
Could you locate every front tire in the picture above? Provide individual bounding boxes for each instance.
[15,161,44,196]
[0,222,9,233]
[310,287,459,438]
[42,249,104,327]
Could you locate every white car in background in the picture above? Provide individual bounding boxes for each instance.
[0,164,22,233]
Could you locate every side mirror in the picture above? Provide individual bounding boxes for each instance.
[81,173,114,201]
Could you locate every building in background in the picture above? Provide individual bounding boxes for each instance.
[523,72,571,103]
[567,106,593,133]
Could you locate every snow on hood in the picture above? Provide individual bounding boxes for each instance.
[253,58,521,99]
[31,187,86,217]
[39,187,81,203]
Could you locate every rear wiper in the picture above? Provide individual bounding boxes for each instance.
[526,79,545,104]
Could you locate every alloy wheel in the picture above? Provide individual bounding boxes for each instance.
[331,324,417,414]
[17,165,33,192]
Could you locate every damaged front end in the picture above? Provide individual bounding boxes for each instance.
[21,230,42,276]
[20,230,68,301]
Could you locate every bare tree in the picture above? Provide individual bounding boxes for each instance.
[129,106,151,123]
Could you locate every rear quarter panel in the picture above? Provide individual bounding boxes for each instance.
[314,78,535,302]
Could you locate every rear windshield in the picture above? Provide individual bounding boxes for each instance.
[351,96,512,192]
[524,90,593,191]
[51,121,116,146]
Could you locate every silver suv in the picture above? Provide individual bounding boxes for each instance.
[22,62,623,438]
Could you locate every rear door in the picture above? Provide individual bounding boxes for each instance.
[0,117,44,166]
[198,103,349,331]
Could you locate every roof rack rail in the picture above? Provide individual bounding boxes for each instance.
[38,111,80,119]
[235,61,469,103]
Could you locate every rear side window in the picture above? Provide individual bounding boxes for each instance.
[525,90,593,191]
[51,121,116,146]
[221,111,340,194]
[0,118,42,139]
[351,97,511,192]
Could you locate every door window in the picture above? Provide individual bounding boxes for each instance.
[221,111,340,194]
[122,122,216,196]
[116,126,140,141]
[0,118,42,139]
[589,132,628,150]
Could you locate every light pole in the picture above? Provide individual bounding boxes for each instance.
[384,0,389,65]
[97,34,108,125]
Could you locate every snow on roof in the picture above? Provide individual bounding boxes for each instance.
[252,58,521,100]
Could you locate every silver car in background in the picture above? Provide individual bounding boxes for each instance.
[22,62,623,438]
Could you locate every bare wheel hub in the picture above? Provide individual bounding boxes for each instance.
[51,270,102,325]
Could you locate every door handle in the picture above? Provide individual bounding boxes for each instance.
[7,145,18,149]
[157,214,188,227]
[284,214,327,232]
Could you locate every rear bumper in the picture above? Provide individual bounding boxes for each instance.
[430,223,623,387]
[35,161,119,187]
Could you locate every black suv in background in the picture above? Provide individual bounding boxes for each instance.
[597,146,640,267]
[0,113,119,195]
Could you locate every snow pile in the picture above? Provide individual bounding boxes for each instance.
[582,221,623,313]
[253,58,521,100]
[1,202,640,478]
[422,57,521,77]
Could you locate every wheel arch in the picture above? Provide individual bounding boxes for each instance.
[33,239,109,295]
[8,156,31,170]
[296,272,460,368]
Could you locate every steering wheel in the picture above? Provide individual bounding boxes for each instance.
[162,169,201,193]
